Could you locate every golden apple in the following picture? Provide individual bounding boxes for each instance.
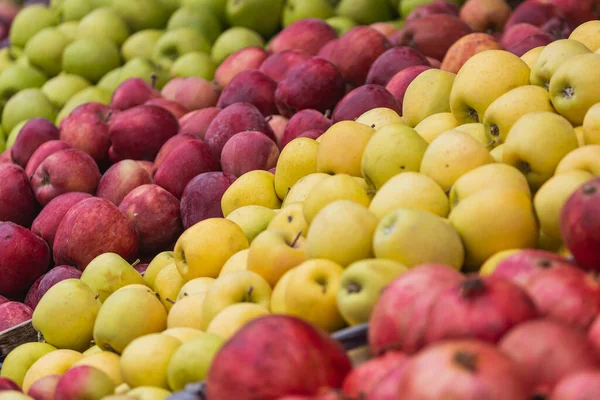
[167,294,207,331]
[583,103,600,144]
[274,138,319,200]
[267,203,308,236]
[143,251,174,289]
[153,262,184,311]
[414,112,460,143]
[270,267,293,314]
[575,126,586,146]
[490,144,504,162]
[316,121,374,176]
[176,277,215,301]
[206,303,270,340]
[221,170,281,217]
[520,46,544,69]
[569,20,600,51]
[355,107,403,130]
[225,205,276,243]
[219,249,249,276]
[555,145,600,175]
[22,350,83,392]
[402,69,456,127]
[74,351,122,386]
[530,39,591,89]
[453,123,495,148]
[162,327,203,343]
[281,172,330,207]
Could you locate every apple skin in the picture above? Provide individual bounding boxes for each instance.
[221,131,280,177]
[0,302,33,332]
[505,0,564,29]
[153,134,199,174]
[11,118,59,168]
[206,315,352,399]
[31,148,101,206]
[505,33,554,57]
[275,57,346,119]
[317,38,338,60]
[119,184,183,254]
[108,104,179,162]
[0,222,50,298]
[205,102,276,156]
[0,151,12,165]
[31,192,93,249]
[59,103,111,167]
[492,249,574,287]
[268,115,289,148]
[144,98,188,119]
[179,108,221,140]
[161,77,220,112]
[96,160,153,206]
[459,0,512,33]
[24,265,82,310]
[259,49,311,82]
[501,23,546,49]
[52,197,139,271]
[27,374,61,400]
[441,33,503,74]
[385,65,432,111]
[341,351,408,397]
[332,85,401,123]
[25,140,73,178]
[214,46,270,88]
[0,295,8,305]
[406,0,460,21]
[154,139,220,199]
[297,129,324,141]
[366,46,431,86]
[217,70,278,117]
[180,172,237,229]
[110,77,161,112]
[0,377,20,392]
[281,109,332,149]
[550,0,600,26]
[0,163,39,228]
[268,18,338,56]
[325,26,392,87]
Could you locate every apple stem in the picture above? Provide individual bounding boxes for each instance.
[103,343,119,354]
[104,111,113,124]
[131,259,141,268]
[324,109,332,119]
[460,278,486,298]
[151,73,158,89]
[291,231,302,248]
[166,298,175,304]
[94,294,100,300]
[244,286,254,302]
[265,115,273,123]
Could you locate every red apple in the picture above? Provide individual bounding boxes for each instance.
[441,32,503,74]
[385,65,432,111]
[0,302,33,332]
[0,222,50,297]
[297,129,324,141]
[179,108,221,140]
[492,249,574,287]
[501,22,546,48]
[24,265,82,310]
[25,140,72,178]
[31,148,101,206]
[505,32,554,56]
[137,161,153,176]
[366,46,430,86]
[214,46,270,88]
[459,0,512,33]
[110,77,161,111]
[108,104,179,162]
[180,172,236,229]
[268,18,337,56]
[316,39,338,61]
[0,163,38,227]
[0,377,20,392]
[96,160,153,206]
[268,115,289,148]
[153,139,220,198]
[342,351,408,398]
[550,0,599,26]
[206,315,352,400]
[27,374,61,400]
[280,109,332,149]
[53,197,139,270]
[367,362,411,400]
[119,184,183,254]
[370,22,399,38]
[11,118,60,167]
[0,151,11,165]
[406,0,460,21]
[275,57,346,118]
[0,295,8,305]
[54,366,114,400]
[259,49,311,82]
[144,98,188,119]
[217,70,278,117]
[331,84,401,123]
[505,0,563,29]
[161,77,220,112]
[152,134,198,174]
[550,370,600,400]
[221,131,279,177]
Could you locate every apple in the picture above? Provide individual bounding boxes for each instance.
[121,29,163,62]
[161,77,220,112]
[212,27,265,65]
[402,69,456,127]
[459,0,512,33]
[62,38,121,84]
[41,74,91,110]
[342,351,408,398]
[217,70,277,117]
[267,115,289,147]
[336,0,395,24]
[53,197,139,270]
[569,20,600,52]
[0,163,38,227]
[221,131,279,177]
[110,77,161,112]
[152,28,211,70]
[269,18,337,56]
[31,192,93,249]
[9,5,59,49]
[505,0,563,30]
[221,170,281,217]
[2,89,57,135]
[0,302,33,332]
[112,0,171,32]
[280,109,332,149]
[179,108,221,140]
[384,65,432,112]
[441,33,503,74]
[30,148,100,206]
[405,0,460,21]
[180,172,237,229]
[24,27,70,77]
[55,87,112,126]
[144,98,188,119]
[167,6,223,45]
[54,365,115,400]
[96,160,153,206]
[0,377,20,392]
[153,134,198,174]
[366,46,430,86]
[258,50,310,83]
[0,222,50,297]
[118,57,169,90]
[10,118,59,168]
[170,51,218,80]
[24,265,82,310]
[108,104,179,162]
[0,65,48,109]
[548,0,599,26]
[225,0,283,38]
[214,46,269,88]
[506,32,555,57]
[331,85,401,123]
[24,140,72,178]
[27,374,61,400]
[275,56,346,118]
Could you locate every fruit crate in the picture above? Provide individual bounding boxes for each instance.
[167,323,370,400]
[0,319,37,366]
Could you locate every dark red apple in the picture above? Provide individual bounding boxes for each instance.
[221,131,279,177]
[180,172,237,229]
[214,46,270,88]
[505,32,554,56]
[11,118,59,167]
[179,108,221,140]
[0,163,38,227]
[217,70,278,117]
[280,109,332,149]
[110,77,161,111]
[259,49,311,82]
[331,85,401,123]
[0,377,20,392]
[406,0,460,21]
[268,115,289,148]
[385,65,432,111]
[550,0,599,26]
[24,265,82,310]
[366,47,430,87]
[0,302,32,332]
[25,140,72,178]
[505,0,563,29]
[96,160,153,206]
[152,134,198,174]
[297,129,324,141]
[268,18,337,56]
[144,98,188,119]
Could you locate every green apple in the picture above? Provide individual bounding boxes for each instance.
[111,0,172,32]
[96,67,123,94]
[42,73,91,108]
[56,21,79,41]
[182,0,227,23]
[167,333,224,391]
[159,0,182,13]
[92,0,112,6]
[226,205,276,244]
[0,48,20,73]
[336,0,396,25]
[326,16,358,36]
[337,259,408,326]
[120,57,169,89]
[76,7,130,46]
[169,51,217,79]
[283,0,335,27]
[530,39,590,90]
[56,86,111,125]
[211,27,265,64]
[400,0,461,17]
[81,253,148,302]
[167,6,222,44]
[0,64,48,107]
[226,0,284,38]
[0,130,5,153]
[121,29,163,62]
[62,38,121,83]
[5,120,29,150]
[24,28,71,77]
[2,88,57,133]
[60,0,94,21]
[10,5,60,48]
[152,28,211,70]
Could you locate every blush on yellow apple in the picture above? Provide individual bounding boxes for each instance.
[0,342,56,388]
[206,303,270,340]
[22,350,84,393]
[281,172,330,207]
[355,107,403,130]
[316,121,374,177]
[530,39,591,89]
[225,205,276,243]
[219,249,249,277]
[274,138,319,201]
[73,351,122,386]
[368,172,449,218]
[414,112,460,143]
[221,170,282,217]
[402,69,456,127]
[555,144,600,175]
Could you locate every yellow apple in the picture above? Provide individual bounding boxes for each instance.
[369,172,449,218]
[267,203,308,236]
[479,249,521,275]
[281,172,330,207]
[219,249,249,276]
[274,138,319,200]
[143,251,174,289]
[450,50,531,124]
[167,294,207,331]
[127,387,170,400]
[569,20,600,51]
[176,277,215,301]
[453,123,495,147]
[302,174,371,224]
[449,186,538,271]
[530,39,591,89]
[533,170,594,241]
[283,259,346,332]
[201,270,272,329]
[373,208,464,269]
[206,303,270,340]
[490,144,504,162]
[503,111,579,189]
[225,205,276,243]
[162,327,203,343]
[420,130,495,192]
[555,145,600,175]
[402,69,456,127]
[22,350,83,392]
[361,122,429,191]
[74,351,122,386]
[449,163,531,209]
[247,228,306,286]
[316,121,374,176]
[414,112,460,143]
[174,218,249,280]
[221,170,282,217]
[483,85,555,144]
[520,46,544,69]
[270,267,293,314]
[583,102,600,144]
[575,126,586,146]
[153,262,184,311]
[355,107,403,130]
[306,200,378,267]
[0,343,56,387]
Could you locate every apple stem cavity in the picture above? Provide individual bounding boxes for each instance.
[94,294,100,300]
[517,161,532,175]
[453,350,478,373]
[346,282,362,294]
[103,343,119,354]
[562,87,575,100]
[490,124,499,137]
[467,107,479,122]
[583,184,597,196]
[459,278,487,298]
